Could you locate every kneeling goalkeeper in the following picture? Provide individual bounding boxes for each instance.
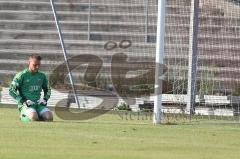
[9,54,53,122]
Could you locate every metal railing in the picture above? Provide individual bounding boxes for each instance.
[88,0,92,41]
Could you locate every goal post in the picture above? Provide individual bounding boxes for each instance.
[153,0,166,125]
[186,0,200,116]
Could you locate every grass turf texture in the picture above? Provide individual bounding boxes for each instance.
[0,104,240,159]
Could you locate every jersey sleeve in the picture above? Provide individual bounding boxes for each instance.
[42,74,51,101]
[9,72,25,104]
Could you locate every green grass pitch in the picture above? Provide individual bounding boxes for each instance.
[0,104,240,159]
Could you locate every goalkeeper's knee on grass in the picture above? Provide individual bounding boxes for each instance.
[20,115,32,122]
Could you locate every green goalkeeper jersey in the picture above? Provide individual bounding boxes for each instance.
[9,68,51,105]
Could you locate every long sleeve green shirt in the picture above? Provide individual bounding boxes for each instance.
[9,69,51,105]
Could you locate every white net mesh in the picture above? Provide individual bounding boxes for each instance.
[194,0,240,120]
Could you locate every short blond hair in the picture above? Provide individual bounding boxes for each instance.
[29,54,42,61]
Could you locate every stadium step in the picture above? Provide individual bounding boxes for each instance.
[1,10,239,28]
[1,47,240,67]
[0,19,238,38]
[0,1,160,13]
[1,28,240,45]
[1,38,240,52]
[0,0,240,92]
[0,20,158,32]
[0,10,190,24]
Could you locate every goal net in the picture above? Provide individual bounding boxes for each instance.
[51,0,240,123]
[194,0,240,122]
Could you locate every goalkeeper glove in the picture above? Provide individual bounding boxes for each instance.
[37,98,47,106]
[24,100,35,107]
